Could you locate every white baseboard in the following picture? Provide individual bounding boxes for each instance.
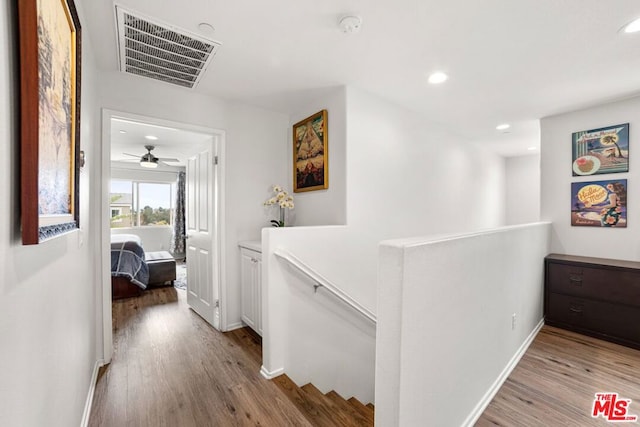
[80,359,104,427]
[461,319,545,427]
[224,321,244,332]
[260,365,284,380]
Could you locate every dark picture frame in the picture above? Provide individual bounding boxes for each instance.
[19,0,82,244]
[572,123,629,176]
[293,110,328,193]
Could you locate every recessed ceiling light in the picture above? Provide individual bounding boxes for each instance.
[427,72,448,84]
[119,130,127,134]
[622,17,640,33]
[527,146,537,151]
[145,135,158,140]
[496,123,510,131]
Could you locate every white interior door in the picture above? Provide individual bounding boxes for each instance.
[185,147,219,329]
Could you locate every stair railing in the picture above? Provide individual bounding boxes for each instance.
[274,249,377,325]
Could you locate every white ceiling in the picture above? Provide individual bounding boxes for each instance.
[85,0,640,157]
[110,118,213,166]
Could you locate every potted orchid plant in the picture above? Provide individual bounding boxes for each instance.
[264,185,294,227]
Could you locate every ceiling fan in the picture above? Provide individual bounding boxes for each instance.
[122,145,180,169]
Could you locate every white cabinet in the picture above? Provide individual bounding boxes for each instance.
[240,246,262,336]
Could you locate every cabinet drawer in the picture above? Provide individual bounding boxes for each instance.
[547,263,640,307]
[546,293,640,344]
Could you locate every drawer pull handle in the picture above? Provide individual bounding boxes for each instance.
[569,307,583,314]
[569,275,583,284]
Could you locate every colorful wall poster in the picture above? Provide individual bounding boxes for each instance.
[572,123,629,176]
[571,179,627,227]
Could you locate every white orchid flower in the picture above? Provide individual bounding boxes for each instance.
[264,185,294,212]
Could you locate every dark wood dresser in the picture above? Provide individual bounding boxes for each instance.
[544,254,640,350]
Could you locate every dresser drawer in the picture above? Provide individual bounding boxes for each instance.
[546,293,640,345]
[547,263,640,307]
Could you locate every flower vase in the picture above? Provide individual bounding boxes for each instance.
[279,206,285,227]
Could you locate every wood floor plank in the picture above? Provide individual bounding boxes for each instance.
[89,287,311,427]
[272,374,336,426]
[325,391,373,427]
[476,325,640,426]
[347,397,375,425]
[301,383,368,427]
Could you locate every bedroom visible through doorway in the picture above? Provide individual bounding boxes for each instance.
[101,110,225,364]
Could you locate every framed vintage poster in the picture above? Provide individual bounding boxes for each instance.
[571,179,627,227]
[293,110,328,192]
[572,123,629,176]
[19,0,82,244]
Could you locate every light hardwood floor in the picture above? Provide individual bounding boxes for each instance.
[476,326,640,426]
[91,287,640,426]
[89,287,312,427]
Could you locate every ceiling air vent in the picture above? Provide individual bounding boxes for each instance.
[115,6,221,89]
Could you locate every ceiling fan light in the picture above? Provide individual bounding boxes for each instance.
[140,159,158,168]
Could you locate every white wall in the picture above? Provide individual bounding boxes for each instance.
[287,87,347,226]
[261,86,508,406]
[263,226,376,403]
[110,227,172,252]
[98,71,288,329]
[346,87,506,234]
[376,223,550,427]
[505,154,540,225]
[0,1,102,425]
[541,96,639,260]
[343,87,507,291]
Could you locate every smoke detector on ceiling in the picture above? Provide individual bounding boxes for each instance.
[115,5,221,89]
[339,15,362,33]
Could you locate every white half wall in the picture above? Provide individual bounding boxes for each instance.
[541,96,639,260]
[0,1,102,425]
[505,154,540,225]
[376,223,551,427]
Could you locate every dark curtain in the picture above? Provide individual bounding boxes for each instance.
[170,172,186,258]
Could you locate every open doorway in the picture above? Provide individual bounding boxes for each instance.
[101,110,226,363]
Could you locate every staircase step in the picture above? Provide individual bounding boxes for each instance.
[348,397,375,425]
[325,390,373,426]
[273,375,338,427]
[366,403,375,411]
[302,384,372,427]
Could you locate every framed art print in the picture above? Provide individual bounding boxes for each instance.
[293,110,328,193]
[571,179,627,227]
[19,0,82,244]
[572,123,629,176]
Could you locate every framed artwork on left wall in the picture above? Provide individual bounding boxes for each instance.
[18,0,82,244]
